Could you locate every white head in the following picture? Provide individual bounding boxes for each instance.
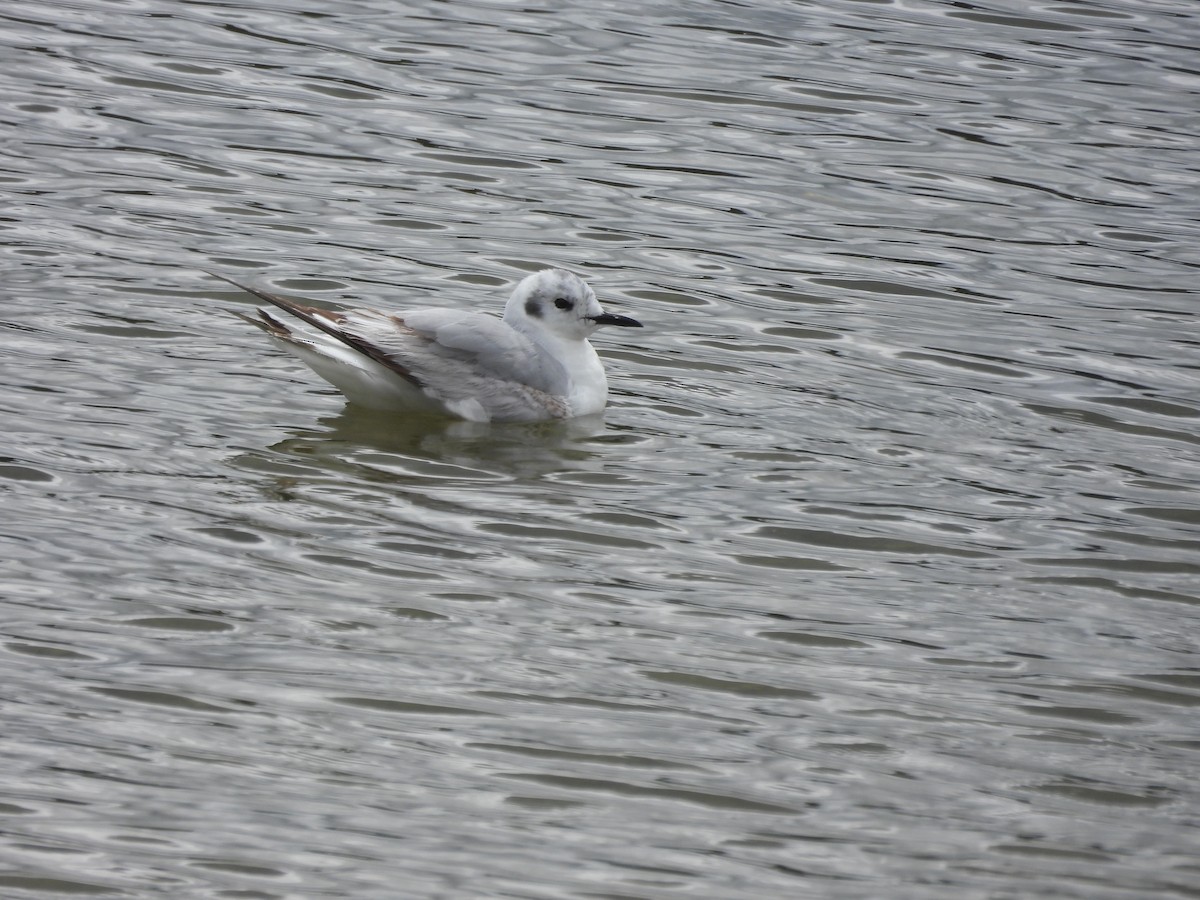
[504,269,641,341]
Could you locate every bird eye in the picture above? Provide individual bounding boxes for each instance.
[554,297,573,311]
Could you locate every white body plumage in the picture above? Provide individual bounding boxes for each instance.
[222,268,642,423]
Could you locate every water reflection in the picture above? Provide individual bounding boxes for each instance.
[255,404,615,480]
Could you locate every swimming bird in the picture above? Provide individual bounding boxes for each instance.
[217,268,642,423]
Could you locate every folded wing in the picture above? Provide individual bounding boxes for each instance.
[221,275,570,422]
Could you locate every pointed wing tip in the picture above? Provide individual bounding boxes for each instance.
[211,271,426,392]
[231,307,293,338]
[205,270,250,292]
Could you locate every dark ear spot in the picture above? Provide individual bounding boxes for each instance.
[524,298,542,318]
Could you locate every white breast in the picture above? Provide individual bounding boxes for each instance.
[550,337,609,416]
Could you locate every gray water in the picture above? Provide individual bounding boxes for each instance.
[2,0,1198,897]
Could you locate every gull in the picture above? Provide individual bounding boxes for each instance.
[215,268,642,423]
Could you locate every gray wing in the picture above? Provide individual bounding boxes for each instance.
[218,273,570,422]
[398,308,568,394]
[334,308,570,421]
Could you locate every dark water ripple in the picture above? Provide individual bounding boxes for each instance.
[2,0,1199,897]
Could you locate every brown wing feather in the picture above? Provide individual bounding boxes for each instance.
[231,307,294,338]
[213,272,425,389]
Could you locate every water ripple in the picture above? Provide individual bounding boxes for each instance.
[2,0,1199,897]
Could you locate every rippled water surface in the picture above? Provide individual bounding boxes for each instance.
[3,0,1199,897]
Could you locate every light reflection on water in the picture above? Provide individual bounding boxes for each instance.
[2,0,1198,897]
